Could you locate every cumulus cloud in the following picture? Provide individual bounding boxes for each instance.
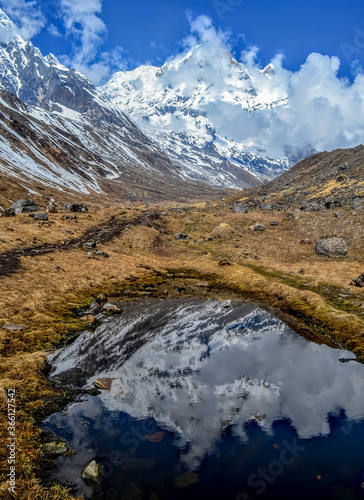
[0,0,45,39]
[58,0,127,85]
[132,15,364,162]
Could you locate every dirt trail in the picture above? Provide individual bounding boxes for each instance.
[0,211,165,277]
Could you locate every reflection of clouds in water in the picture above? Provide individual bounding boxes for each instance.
[49,299,364,467]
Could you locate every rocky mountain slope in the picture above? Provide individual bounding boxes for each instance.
[0,9,219,203]
[99,52,291,189]
[232,145,364,211]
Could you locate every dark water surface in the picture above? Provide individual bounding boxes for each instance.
[44,299,364,500]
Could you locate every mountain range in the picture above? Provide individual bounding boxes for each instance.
[0,7,297,203]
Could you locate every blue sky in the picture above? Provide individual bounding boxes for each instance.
[2,0,364,84]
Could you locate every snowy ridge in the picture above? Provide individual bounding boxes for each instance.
[0,8,190,198]
[99,47,291,188]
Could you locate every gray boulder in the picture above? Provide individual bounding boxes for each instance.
[251,224,266,232]
[34,212,49,221]
[351,197,363,210]
[315,235,348,257]
[234,202,248,214]
[10,199,40,214]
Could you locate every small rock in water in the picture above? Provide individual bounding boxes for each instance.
[85,387,101,396]
[175,471,199,489]
[2,324,28,332]
[94,378,115,391]
[43,442,68,456]
[80,315,96,324]
[103,302,122,315]
[146,431,165,443]
[82,460,102,483]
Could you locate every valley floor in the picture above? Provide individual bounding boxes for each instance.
[0,200,364,499]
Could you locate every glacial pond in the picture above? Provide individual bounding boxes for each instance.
[44,298,364,500]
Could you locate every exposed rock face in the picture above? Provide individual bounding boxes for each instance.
[232,145,364,211]
[350,273,364,287]
[0,9,220,202]
[315,236,348,257]
[10,199,40,214]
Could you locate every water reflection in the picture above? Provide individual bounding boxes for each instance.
[46,299,364,499]
[49,299,364,462]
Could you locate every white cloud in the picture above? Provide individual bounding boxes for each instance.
[58,0,127,85]
[129,15,364,161]
[0,0,45,39]
[47,23,62,38]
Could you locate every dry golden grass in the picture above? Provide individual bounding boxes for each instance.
[1,203,364,498]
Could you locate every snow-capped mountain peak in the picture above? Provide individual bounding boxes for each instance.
[99,43,290,188]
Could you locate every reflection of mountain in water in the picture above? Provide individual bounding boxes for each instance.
[49,299,364,467]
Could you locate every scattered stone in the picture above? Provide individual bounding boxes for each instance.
[83,241,97,249]
[80,315,96,324]
[350,273,364,287]
[34,212,49,221]
[43,442,68,456]
[94,251,110,258]
[96,294,107,304]
[175,471,199,489]
[2,324,28,332]
[146,431,165,443]
[233,202,248,214]
[315,235,348,257]
[173,286,186,294]
[48,200,58,213]
[270,221,278,226]
[195,281,209,287]
[250,224,266,232]
[284,213,295,221]
[4,208,15,217]
[298,269,305,275]
[334,212,343,218]
[161,211,168,216]
[175,233,188,240]
[82,460,102,483]
[300,239,312,245]
[351,197,363,210]
[10,199,40,214]
[71,202,88,213]
[218,259,231,266]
